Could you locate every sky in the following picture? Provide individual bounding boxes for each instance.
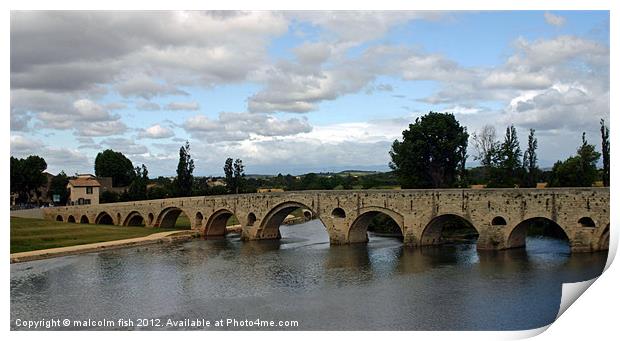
[9,10,610,176]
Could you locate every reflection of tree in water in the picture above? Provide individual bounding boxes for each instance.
[367,213,403,240]
[323,244,374,285]
[525,219,569,239]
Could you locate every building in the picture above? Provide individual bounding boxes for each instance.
[67,174,101,205]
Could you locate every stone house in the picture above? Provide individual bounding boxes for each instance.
[67,174,101,205]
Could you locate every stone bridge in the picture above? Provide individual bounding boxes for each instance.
[42,188,610,252]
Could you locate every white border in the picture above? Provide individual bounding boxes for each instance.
[4,1,617,340]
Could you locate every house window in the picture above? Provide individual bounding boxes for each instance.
[84,199,91,205]
[86,187,93,194]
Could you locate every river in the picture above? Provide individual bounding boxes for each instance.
[10,220,607,330]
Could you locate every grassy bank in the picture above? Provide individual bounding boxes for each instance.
[10,217,179,253]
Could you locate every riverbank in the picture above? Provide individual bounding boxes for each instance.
[10,217,190,253]
[10,230,199,263]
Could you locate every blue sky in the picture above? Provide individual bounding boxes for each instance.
[10,11,610,176]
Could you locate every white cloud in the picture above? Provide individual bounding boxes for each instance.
[73,99,114,121]
[116,76,188,99]
[183,112,312,142]
[101,138,149,156]
[138,124,175,139]
[136,101,161,111]
[78,120,128,137]
[544,12,566,27]
[10,135,45,152]
[164,101,200,111]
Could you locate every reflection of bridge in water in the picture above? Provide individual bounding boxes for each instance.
[43,188,609,252]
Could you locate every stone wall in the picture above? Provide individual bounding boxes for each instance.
[42,188,609,252]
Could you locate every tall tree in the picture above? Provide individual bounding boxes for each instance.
[550,132,601,187]
[233,158,245,194]
[94,149,136,187]
[175,141,194,197]
[577,132,601,186]
[522,129,539,187]
[128,164,149,201]
[389,111,469,188]
[490,125,522,187]
[10,155,48,204]
[472,125,499,168]
[223,158,234,193]
[48,171,69,205]
[600,119,610,186]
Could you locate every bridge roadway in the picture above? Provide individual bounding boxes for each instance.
[42,188,610,252]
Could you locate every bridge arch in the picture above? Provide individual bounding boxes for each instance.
[123,211,146,226]
[56,215,63,222]
[348,207,404,244]
[156,207,191,229]
[147,213,154,225]
[67,215,76,223]
[247,212,257,226]
[259,201,324,239]
[578,217,596,228]
[492,216,507,226]
[507,217,569,249]
[204,209,238,237]
[80,215,90,224]
[331,207,346,218]
[95,211,114,225]
[420,213,478,246]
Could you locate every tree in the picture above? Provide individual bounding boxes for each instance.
[100,190,120,203]
[175,141,194,197]
[489,125,522,187]
[224,158,234,193]
[94,149,136,187]
[576,132,601,186]
[48,171,69,205]
[233,158,245,194]
[472,125,499,169]
[10,155,48,204]
[550,132,601,187]
[127,164,149,201]
[522,129,539,187]
[601,119,610,186]
[389,112,469,188]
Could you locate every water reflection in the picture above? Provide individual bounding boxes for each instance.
[11,219,607,331]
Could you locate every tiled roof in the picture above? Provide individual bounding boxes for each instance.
[67,178,101,187]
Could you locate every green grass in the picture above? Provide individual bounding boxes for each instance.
[173,213,192,229]
[10,217,180,253]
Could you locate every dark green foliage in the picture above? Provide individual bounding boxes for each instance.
[389,112,469,188]
[233,159,245,194]
[367,214,403,235]
[224,158,234,193]
[224,158,246,194]
[488,125,523,188]
[10,155,48,204]
[522,129,540,187]
[127,164,149,201]
[94,149,136,187]
[48,171,69,205]
[601,119,610,186]
[100,190,120,203]
[175,141,194,197]
[550,133,601,187]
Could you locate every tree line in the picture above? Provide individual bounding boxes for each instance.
[10,112,610,206]
[389,112,610,189]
